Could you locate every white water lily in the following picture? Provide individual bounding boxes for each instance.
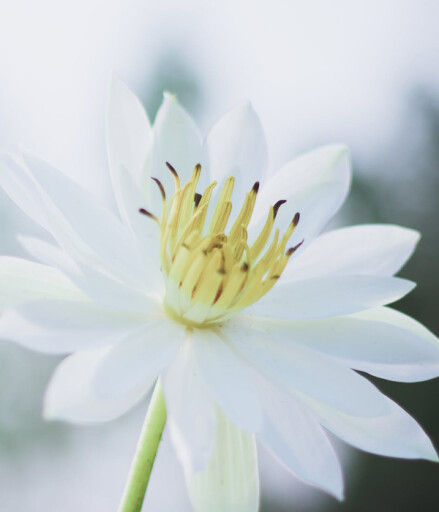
[1,77,439,511]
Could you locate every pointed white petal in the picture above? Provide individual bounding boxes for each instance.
[247,275,415,320]
[207,102,268,199]
[251,145,351,249]
[0,152,51,231]
[18,236,79,274]
[45,318,180,423]
[62,261,161,314]
[92,319,182,401]
[186,408,259,512]
[21,152,155,290]
[253,314,439,382]
[305,395,438,462]
[152,93,205,206]
[105,78,161,268]
[257,376,343,499]
[353,306,439,347]
[0,256,83,310]
[283,224,420,282]
[224,319,389,417]
[106,76,153,223]
[0,299,150,353]
[164,333,217,473]
[45,348,126,423]
[116,167,163,282]
[18,236,162,313]
[192,328,262,432]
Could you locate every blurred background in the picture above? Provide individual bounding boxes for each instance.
[0,0,438,510]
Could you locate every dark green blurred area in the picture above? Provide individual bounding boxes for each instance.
[261,90,439,511]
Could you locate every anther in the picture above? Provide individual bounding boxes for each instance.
[286,239,304,256]
[292,212,300,227]
[166,162,180,188]
[139,208,160,223]
[252,181,260,194]
[194,192,202,207]
[151,177,166,202]
[273,199,287,219]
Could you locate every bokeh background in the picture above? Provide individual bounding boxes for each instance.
[0,1,438,510]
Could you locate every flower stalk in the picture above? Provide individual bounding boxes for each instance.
[118,379,167,512]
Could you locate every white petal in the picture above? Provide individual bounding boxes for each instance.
[257,376,343,499]
[0,152,51,231]
[305,394,438,462]
[18,236,79,274]
[224,319,389,417]
[45,319,180,423]
[105,77,162,269]
[353,306,439,347]
[106,76,153,222]
[92,319,182,401]
[0,256,83,310]
[247,275,415,320]
[255,313,439,382]
[186,408,259,512]
[19,236,162,313]
[283,224,420,282]
[250,145,351,249]
[152,93,205,207]
[63,261,161,314]
[116,167,163,284]
[192,328,262,432]
[164,333,217,473]
[207,102,268,199]
[21,152,155,290]
[0,299,150,354]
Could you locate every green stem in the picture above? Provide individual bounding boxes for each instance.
[118,379,167,512]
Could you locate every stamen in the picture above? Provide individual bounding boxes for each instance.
[194,193,202,207]
[151,177,166,202]
[273,199,287,218]
[209,177,234,233]
[151,162,303,326]
[166,162,180,189]
[286,239,304,256]
[139,208,160,224]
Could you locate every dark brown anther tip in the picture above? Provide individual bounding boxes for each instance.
[286,239,305,256]
[151,177,166,201]
[252,181,260,194]
[241,262,249,272]
[194,192,202,207]
[292,212,301,227]
[273,199,287,218]
[139,208,158,222]
[166,161,179,177]
[194,163,202,172]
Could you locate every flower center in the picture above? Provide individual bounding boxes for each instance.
[140,163,302,327]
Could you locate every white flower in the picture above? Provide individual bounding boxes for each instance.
[1,77,439,511]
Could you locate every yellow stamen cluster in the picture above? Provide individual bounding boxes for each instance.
[141,163,302,327]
